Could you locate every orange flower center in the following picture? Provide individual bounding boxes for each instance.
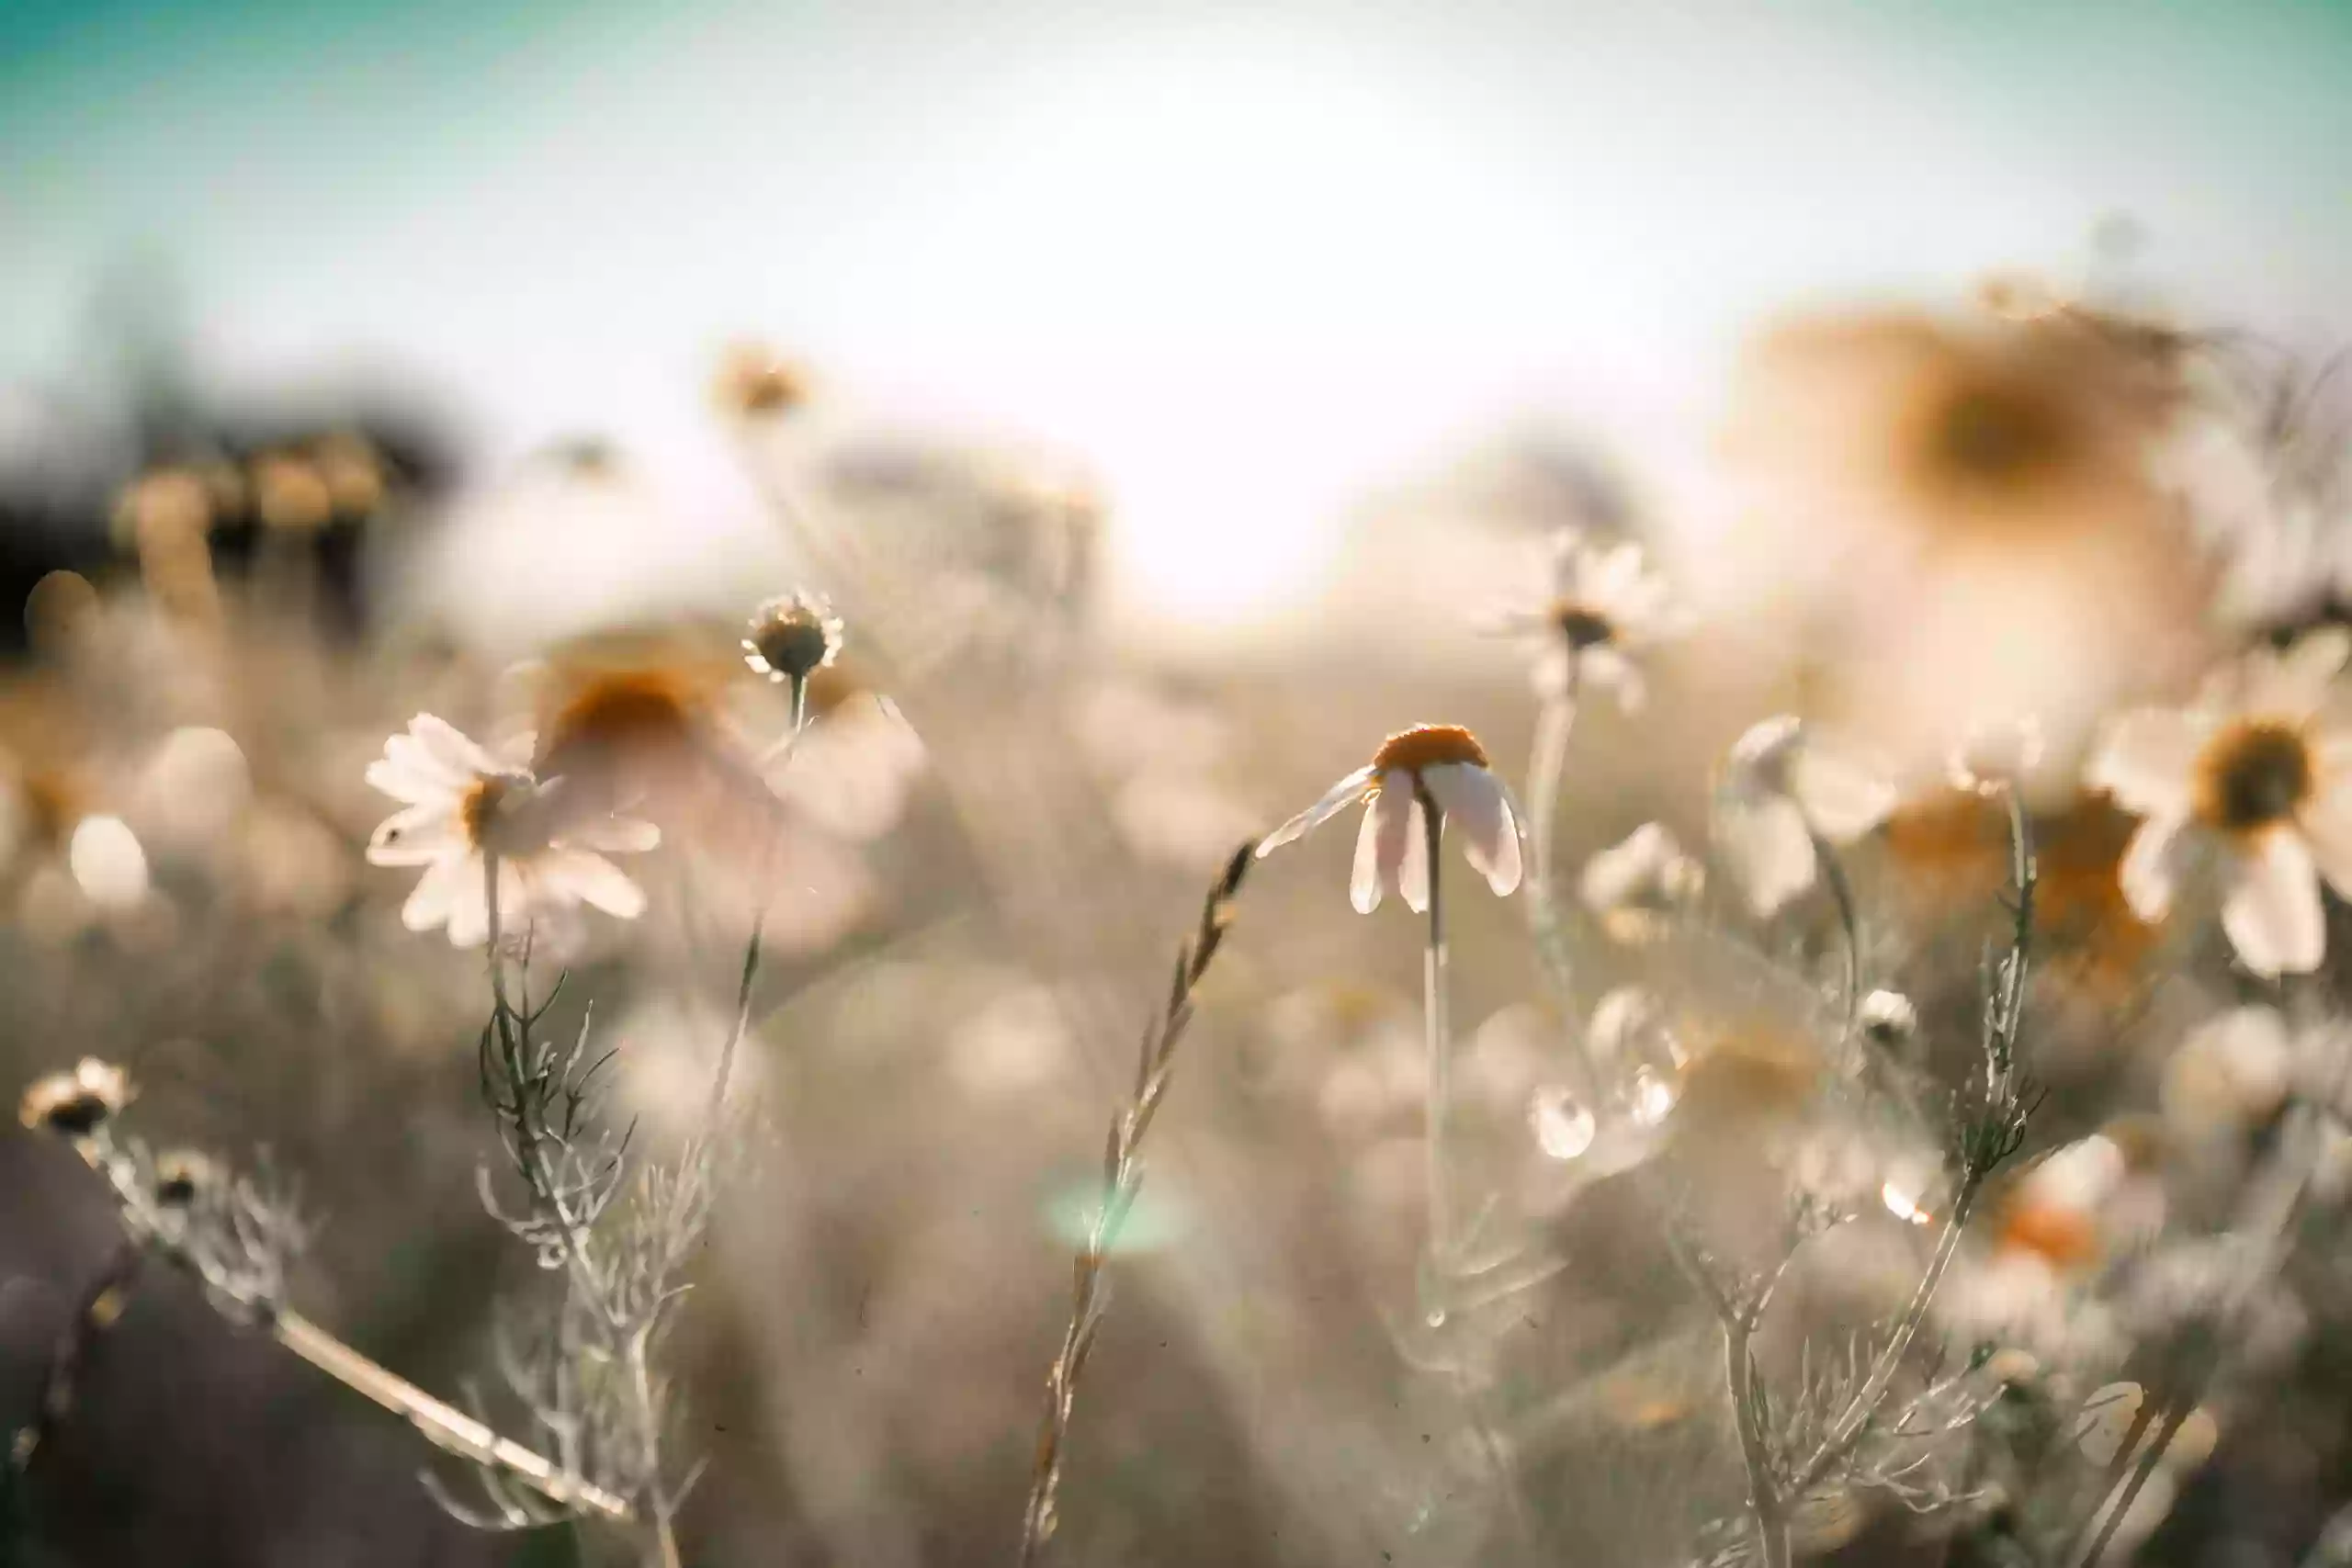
[459,775,509,851]
[2195,720,2312,834]
[1997,1200,2098,1269]
[1371,724,1490,776]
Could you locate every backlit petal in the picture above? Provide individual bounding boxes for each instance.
[1425,762,1520,897]
[368,804,463,866]
[1792,745,1897,841]
[1722,795,1815,918]
[2222,829,2325,976]
[2304,783,2352,899]
[1261,766,1376,856]
[2118,815,2190,923]
[1399,793,1433,914]
[2087,707,2204,818]
[401,851,473,932]
[1351,779,1408,914]
[541,849,648,919]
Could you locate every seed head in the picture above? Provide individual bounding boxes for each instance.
[20,1058,132,1137]
[742,592,844,686]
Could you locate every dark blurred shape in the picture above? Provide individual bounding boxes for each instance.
[0,257,462,657]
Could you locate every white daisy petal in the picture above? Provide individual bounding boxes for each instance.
[1723,795,1816,918]
[2088,707,2205,817]
[1399,792,1433,914]
[1489,788,1524,897]
[1261,766,1376,856]
[2248,627,2352,720]
[542,849,648,919]
[389,730,472,785]
[1582,647,1647,712]
[1351,780,1408,914]
[1425,762,1520,897]
[1582,823,1679,911]
[2118,815,2190,923]
[409,715,502,778]
[1589,541,1642,602]
[2301,786,2352,898]
[2222,830,2325,976]
[368,804,464,866]
[441,856,498,947]
[1792,745,1897,842]
[401,850,475,932]
[571,815,662,854]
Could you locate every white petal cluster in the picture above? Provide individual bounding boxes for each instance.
[366,715,660,949]
[2088,627,2352,976]
[1510,534,1685,711]
[1713,716,1899,918]
[1257,728,1522,916]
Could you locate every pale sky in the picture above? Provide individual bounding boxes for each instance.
[6,0,2349,624]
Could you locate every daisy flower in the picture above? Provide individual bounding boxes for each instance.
[1496,533,1683,710]
[2087,626,2352,976]
[1255,724,1521,914]
[366,715,660,949]
[1714,716,1900,918]
[741,590,844,688]
[19,1057,131,1136]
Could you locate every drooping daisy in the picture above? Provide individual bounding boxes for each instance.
[2088,627,2352,976]
[366,715,659,949]
[1495,533,1684,710]
[1255,725,1521,914]
[1713,716,1900,918]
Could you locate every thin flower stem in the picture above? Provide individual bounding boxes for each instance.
[1419,781,1456,1280]
[1522,680,1599,1102]
[2069,1396,2186,1568]
[1725,1318,1791,1568]
[625,1330,684,1568]
[1791,1179,1982,1497]
[1016,844,1251,1567]
[1806,824,1863,1043]
[481,855,680,1568]
[274,1309,631,1522]
[8,1240,141,1481]
[2069,1045,2337,1568]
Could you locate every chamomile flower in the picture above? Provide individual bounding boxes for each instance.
[19,1057,131,1136]
[2087,626,2352,976]
[1496,533,1683,709]
[1255,724,1521,914]
[1713,716,1900,918]
[365,715,659,949]
[741,591,844,687]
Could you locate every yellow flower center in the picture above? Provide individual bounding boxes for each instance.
[2195,720,2313,834]
[1371,724,1490,776]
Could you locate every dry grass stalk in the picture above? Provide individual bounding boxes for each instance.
[1015,840,1253,1565]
